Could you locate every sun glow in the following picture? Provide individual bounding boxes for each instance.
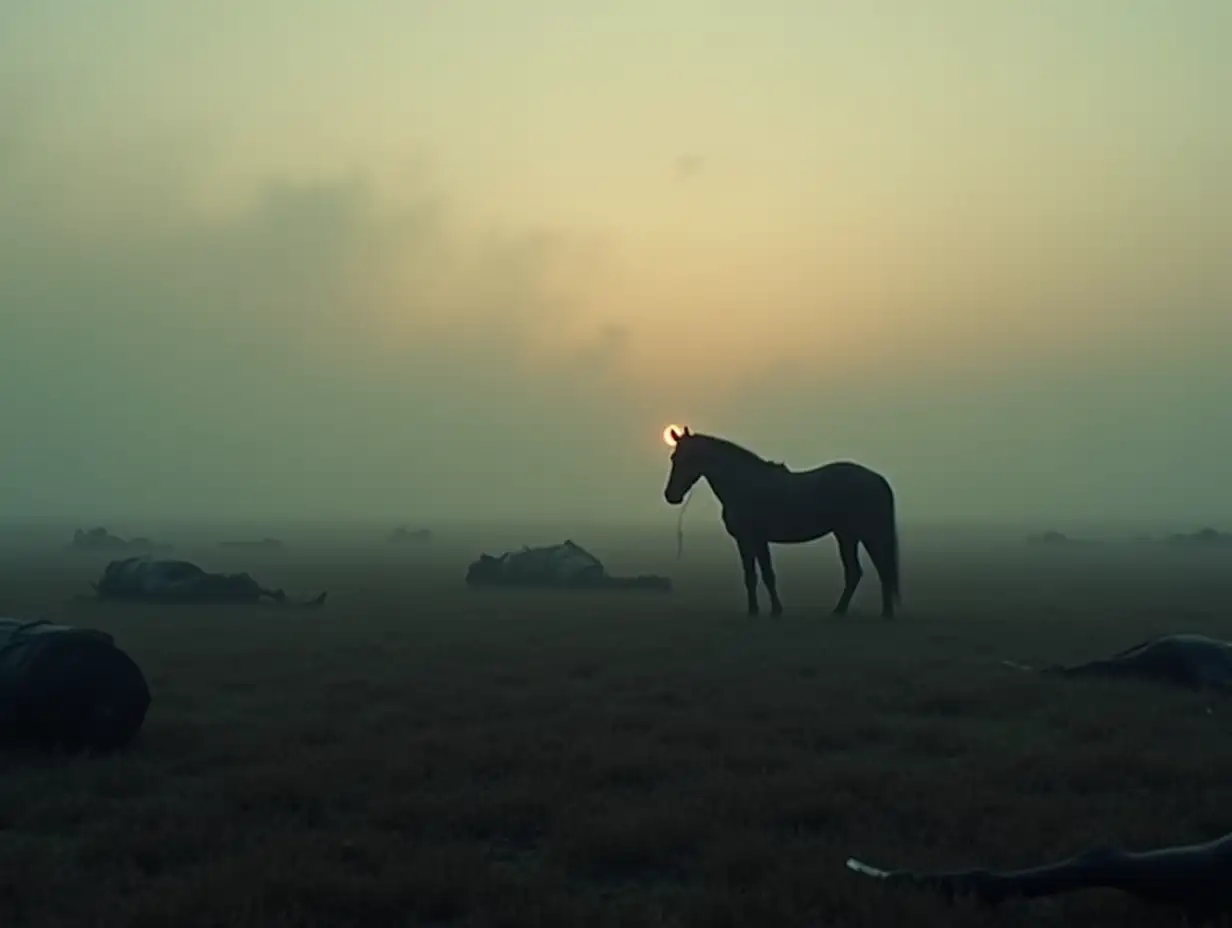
[663,424,684,447]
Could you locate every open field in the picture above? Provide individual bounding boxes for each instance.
[2,523,1232,927]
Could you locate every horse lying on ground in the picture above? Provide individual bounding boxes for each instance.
[0,617,151,752]
[1026,530,1099,546]
[217,537,284,550]
[465,540,671,591]
[847,830,1232,923]
[86,557,327,607]
[70,526,170,553]
[388,526,433,545]
[1164,528,1232,547]
[662,427,899,617]
[1004,634,1232,691]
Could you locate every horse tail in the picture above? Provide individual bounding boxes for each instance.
[880,478,901,604]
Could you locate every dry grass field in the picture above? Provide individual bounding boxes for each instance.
[2,522,1232,927]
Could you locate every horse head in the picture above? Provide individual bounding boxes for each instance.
[663,426,702,505]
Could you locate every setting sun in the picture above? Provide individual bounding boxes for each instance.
[663,424,683,447]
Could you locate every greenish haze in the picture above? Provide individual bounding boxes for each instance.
[2,3,1228,524]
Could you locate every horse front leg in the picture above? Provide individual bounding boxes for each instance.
[755,543,783,616]
[736,537,760,616]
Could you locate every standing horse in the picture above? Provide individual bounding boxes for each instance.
[663,427,900,617]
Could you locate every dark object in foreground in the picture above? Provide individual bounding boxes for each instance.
[662,427,899,617]
[89,557,327,607]
[465,540,671,592]
[847,831,1232,922]
[0,618,151,752]
[1004,634,1232,691]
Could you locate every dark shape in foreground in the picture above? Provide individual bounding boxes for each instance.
[387,526,433,545]
[70,526,170,553]
[465,540,671,592]
[1004,634,1232,691]
[0,618,150,752]
[662,427,899,617]
[88,557,327,607]
[847,830,1232,923]
[218,537,284,550]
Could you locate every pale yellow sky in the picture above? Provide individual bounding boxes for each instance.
[1,2,1229,524]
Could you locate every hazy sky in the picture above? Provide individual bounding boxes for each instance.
[2,2,1229,525]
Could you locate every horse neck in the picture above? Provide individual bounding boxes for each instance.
[701,449,776,504]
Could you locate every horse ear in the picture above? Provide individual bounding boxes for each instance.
[670,428,682,443]
[682,426,691,437]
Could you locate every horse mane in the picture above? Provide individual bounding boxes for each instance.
[694,433,782,470]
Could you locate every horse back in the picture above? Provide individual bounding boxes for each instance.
[788,460,892,500]
[791,459,884,480]
[720,459,892,540]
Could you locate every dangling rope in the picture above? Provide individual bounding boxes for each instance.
[675,488,693,559]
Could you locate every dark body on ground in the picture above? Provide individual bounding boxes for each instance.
[1,520,1231,928]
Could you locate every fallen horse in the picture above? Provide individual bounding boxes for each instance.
[387,526,433,545]
[88,557,327,607]
[70,525,170,553]
[1003,634,1232,691]
[847,830,1232,922]
[0,618,151,752]
[218,537,284,550]
[465,540,671,592]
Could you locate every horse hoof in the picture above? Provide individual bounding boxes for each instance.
[771,607,784,618]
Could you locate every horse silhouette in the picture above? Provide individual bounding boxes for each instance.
[662,427,899,617]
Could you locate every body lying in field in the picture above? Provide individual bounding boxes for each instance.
[70,526,170,552]
[1004,634,1232,691]
[88,557,326,606]
[0,617,150,752]
[847,829,1232,922]
[387,526,433,544]
[465,540,671,591]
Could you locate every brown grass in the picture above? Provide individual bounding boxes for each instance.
[2,525,1232,927]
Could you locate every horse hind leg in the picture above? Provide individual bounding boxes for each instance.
[862,531,897,619]
[736,537,760,616]
[754,543,783,617]
[832,532,863,616]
